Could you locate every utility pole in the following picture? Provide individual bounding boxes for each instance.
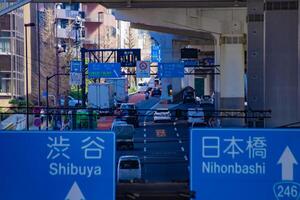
[36,3,41,107]
[55,11,60,108]
[24,22,35,131]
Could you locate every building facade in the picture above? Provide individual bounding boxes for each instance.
[0,9,24,107]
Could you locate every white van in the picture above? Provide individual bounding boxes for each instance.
[118,156,142,182]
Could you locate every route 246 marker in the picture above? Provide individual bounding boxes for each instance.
[190,129,300,200]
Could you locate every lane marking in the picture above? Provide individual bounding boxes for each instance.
[173,122,176,126]
[144,133,146,138]
[178,140,182,144]
[144,147,147,152]
[144,139,146,144]
[174,127,177,131]
[181,147,185,152]
[184,155,188,161]
[176,133,180,137]
[144,128,147,132]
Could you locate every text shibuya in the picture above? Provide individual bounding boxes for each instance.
[202,162,266,175]
[49,163,101,178]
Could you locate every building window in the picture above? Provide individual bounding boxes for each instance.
[0,38,10,54]
[0,72,11,94]
[110,27,116,37]
[57,19,69,29]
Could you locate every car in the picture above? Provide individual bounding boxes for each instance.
[154,108,171,122]
[137,82,148,93]
[112,124,135,150]
[183,91,195,104]
[120,103,139,127]
[151,88,161,97]
[111,119,127,131]
[148,77,160,88]
[187,108,206,126]
[198,95,214,105]
[60,96,81,107]
[118,156,142,182]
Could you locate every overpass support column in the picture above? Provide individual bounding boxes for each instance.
[264,0,298,127]
[247,0,265,127]
[219,34,245,127]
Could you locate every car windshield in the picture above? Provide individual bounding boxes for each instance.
[121,104,135,110]
[120,160,139,169]
[113,125,134,135]
[138,83,147,86]
[156,109,168,113]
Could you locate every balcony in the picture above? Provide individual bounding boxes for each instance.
[56,28,76,39]
[85,12,104,23]
[84,37,97,45]
[55,9,81,20]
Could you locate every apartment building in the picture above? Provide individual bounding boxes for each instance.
[0,9,24,107]
[83,4,117,49]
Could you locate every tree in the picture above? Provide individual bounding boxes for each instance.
[125,27,137,88]
[40,8,77,102]
[125,27,136,49]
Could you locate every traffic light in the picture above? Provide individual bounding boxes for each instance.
[167,84,172,96]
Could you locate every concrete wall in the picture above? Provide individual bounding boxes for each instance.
[264,0,299,127]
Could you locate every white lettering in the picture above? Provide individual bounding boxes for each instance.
[49,162,102,178]
[202,162,266,175]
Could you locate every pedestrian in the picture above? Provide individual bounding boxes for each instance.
[145,91,149,100]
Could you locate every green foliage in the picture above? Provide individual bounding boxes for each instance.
[9,98,27,107]
[8,98,33,113]
[128,86,137,94]
[70,86,82,100]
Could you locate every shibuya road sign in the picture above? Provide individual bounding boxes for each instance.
[0,131,115,200]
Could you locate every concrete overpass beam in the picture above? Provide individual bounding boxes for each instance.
[264,0,298,127]
[219,34,245,127]
[247,0,265,127]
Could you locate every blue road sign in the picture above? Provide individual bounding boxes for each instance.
[182,60,199,67]
[0,131,115,200]
[42,90,48,97]
[88,62,121,79]
[202,57,215,66]
[70,61,82,73]
[151,45,161,62]
[158,63,184,78]
[190,129,300,200]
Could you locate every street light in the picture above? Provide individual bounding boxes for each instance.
[24,22,35,131]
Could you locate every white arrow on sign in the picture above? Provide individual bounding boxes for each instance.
[65,181,85,200]
[277,146,298,181]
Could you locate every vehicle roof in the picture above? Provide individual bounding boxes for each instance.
[156,108,169,111]
[120,103,135,106]
[119,155,140,160]
[113,123,134,127]
[188,108,204,111]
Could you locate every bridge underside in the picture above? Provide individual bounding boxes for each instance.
[98,0,247,8]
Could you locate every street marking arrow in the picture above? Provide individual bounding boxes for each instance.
[277,146,298,181]
[65,181,85,200]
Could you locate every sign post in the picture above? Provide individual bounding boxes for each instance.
[0,131,115,200]
[190,129,300,200]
